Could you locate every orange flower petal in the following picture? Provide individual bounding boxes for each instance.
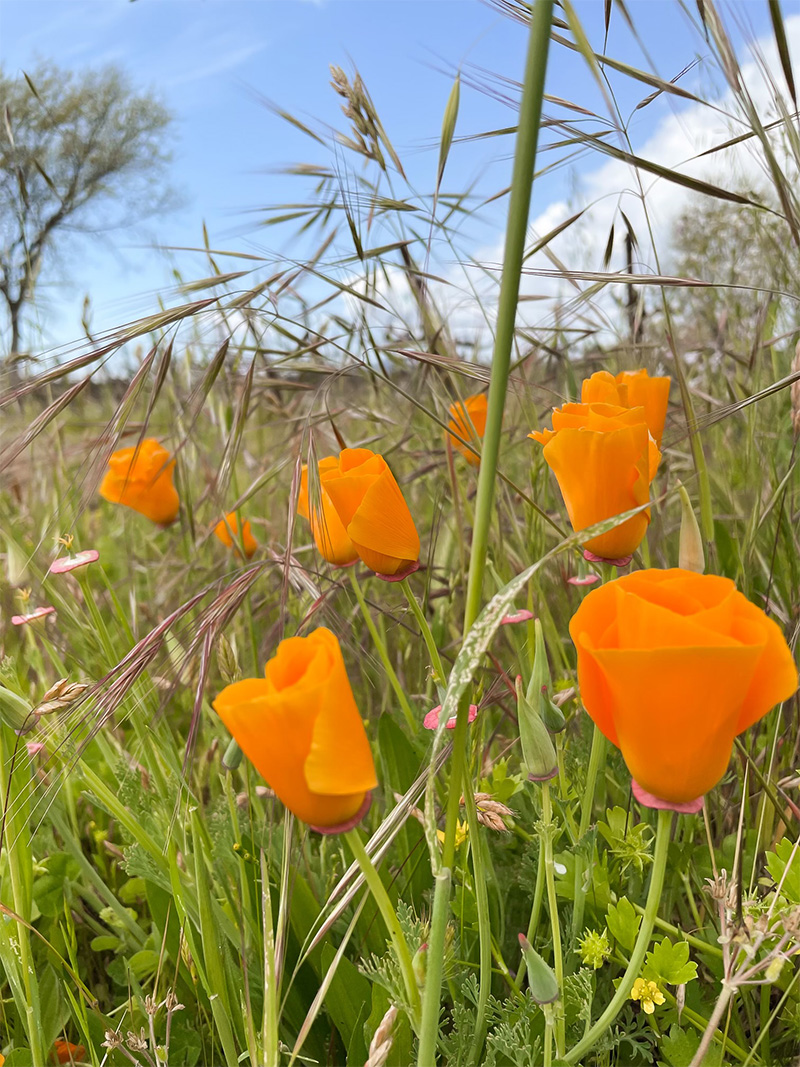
[447,393,488,464]
[214,512,258,558]
[541,422,651,559]
[99,439,179,525]
[213,629,375,827]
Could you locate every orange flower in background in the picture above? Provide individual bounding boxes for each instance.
[99,439,179,526]
[529,403,661,560]
[213,626,377,828]
[51,1041,86,1064]
[321,448,420,576]
[570,569,798,804]
[447,393,488,465]
[582,369,671,446]
[214,512,258,558]
[297,459,360,567]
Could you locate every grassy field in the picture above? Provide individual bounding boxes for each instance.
[3,2,800,1065]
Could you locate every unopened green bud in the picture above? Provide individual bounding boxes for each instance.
[0,685,36,734]
[412,942,428,986]
[539,685,566,733]
[517,675,557,783]
[518,933,559,1004]
[678,483,704,574]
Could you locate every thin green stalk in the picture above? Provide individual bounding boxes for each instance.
[348,569,417,733]
[463,0,554,634]
[416,867,451,1065]
[0,728,44,1065]
[344,828,421,1027]
[419,7,554,1061]
[514,840,546,993]
[541,782,565,1058]
[400,577,446,685]
[462,787,492,1065]
[565,808,672,1064]
[570,725,606,951]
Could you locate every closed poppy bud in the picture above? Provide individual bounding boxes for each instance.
[581,369,671,446]
[214,512,258,559]
[213,627,377,828]
[99,439,179,526]
[321,448,420,576]
[446,393,488,465]
[569,569,798,805]
[517,675,557,782]
[529,403,661,561]
[298,459,359,567]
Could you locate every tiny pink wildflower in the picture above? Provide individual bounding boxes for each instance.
[500,610,534,625]
[12,606,56,625]
[49,550,100,574]
[423,704,478,731]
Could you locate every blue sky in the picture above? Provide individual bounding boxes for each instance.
[0,0,782,354]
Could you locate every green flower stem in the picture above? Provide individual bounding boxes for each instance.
[462,0,554,634]
[462,786,492,1065]
[348,569,417,734]
[400,578,446,686]
[344,828,421,1027]
[564,808,672,1064]
[418,8,554,1062]
[513,837,546,994]
[541,781,565,1058]
[0,727,44,1066]
[416,867,451,1066]
[570,725,607,951]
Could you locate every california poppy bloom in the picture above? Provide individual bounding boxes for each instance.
[570,569,798,805]
[213,627,377,828]
[447,393,488,465]
[321,448,420,576]
[214,512,258,559]
[581,369,670,446]
[51,1041,86,1064]
[99,439,179,526]
[297,459,359,567]
[530,403,660,561]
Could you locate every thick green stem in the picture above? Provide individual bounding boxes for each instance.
[348,569,417,733]
[565,808,672,1064]
[344,828,421,1027]
[462,0,554,635]
[542,782,565,1058]
[462,787,492,1065]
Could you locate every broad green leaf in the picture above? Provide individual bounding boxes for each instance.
[766,838,800,901]
[644,937,698,986]
[606,896,641,951]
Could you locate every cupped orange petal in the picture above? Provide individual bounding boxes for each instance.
[214,512,258,558]
[582,369,670,445]
[213,628,376,827]
[570,569,799,804]
[591,644,762,802]
[322,449,420,575]
[298,461,359,566]
[447,393,488,465]
[541,420,653,559]
[99,439,179,526]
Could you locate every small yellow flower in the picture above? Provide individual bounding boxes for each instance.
[437,821,468,848]
[631,977,665,1015]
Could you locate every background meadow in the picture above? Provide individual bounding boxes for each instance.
[2,1,800,1064]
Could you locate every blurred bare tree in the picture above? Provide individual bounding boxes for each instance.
[0,62,174,376]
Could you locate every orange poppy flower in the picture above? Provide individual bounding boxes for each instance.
[321,448,420,576]
[569,569,798,804]
[99,439,179,526]
[214,512,258,558]
[213,626,377,827]
[51,1041,86,1064]
[446,393,488,465]
[581,369,670,446]
[529,403,661,561]
[297,459,360,567]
